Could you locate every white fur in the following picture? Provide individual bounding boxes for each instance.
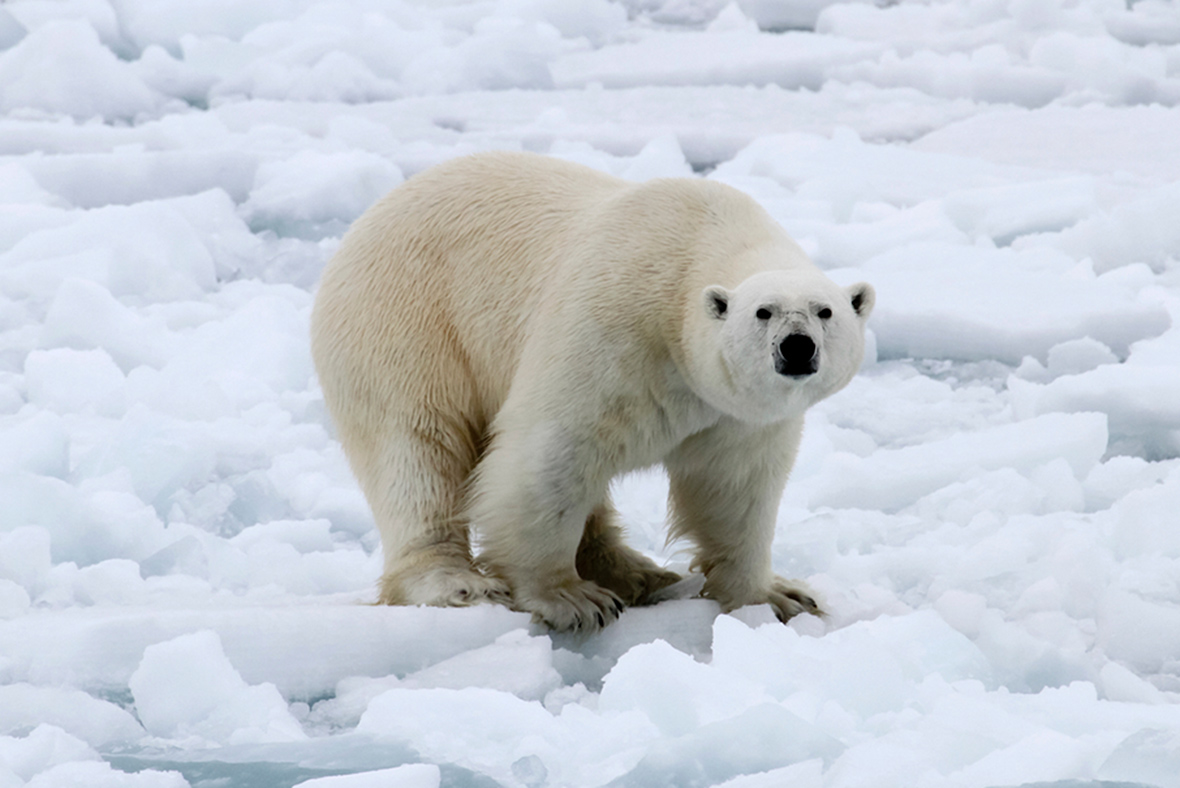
[310,151,874,631]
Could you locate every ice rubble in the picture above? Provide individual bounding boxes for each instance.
[1,0,1179,786]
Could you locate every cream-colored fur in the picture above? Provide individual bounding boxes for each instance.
[310,151,874,631]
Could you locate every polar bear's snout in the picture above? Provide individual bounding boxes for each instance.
[775,333,818,377]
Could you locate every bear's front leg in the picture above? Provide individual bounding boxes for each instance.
[665,417,821,622]
[469,422,625,632]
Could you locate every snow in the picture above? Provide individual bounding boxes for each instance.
[1,0,1179,786]
[0,20,168,122]
[129,630,307,745]
[291,764,441,788]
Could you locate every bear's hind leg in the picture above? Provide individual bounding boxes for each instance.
[377,541,510,608]
[576,502,681,606]
[362,421,510,609]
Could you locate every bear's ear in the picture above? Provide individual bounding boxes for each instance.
[846,282,875,320]
[703,286,730,320]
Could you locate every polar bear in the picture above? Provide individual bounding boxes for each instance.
[310,151,873,632]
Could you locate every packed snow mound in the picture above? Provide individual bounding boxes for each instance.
[2,0,1179,786]
[0,19,168,121]
[130,630,307,745]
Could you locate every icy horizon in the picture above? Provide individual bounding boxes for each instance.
[1,0,1179,786]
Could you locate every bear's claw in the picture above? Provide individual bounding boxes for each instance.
[516,579,624,633]
[380,562,512,609]
[767,578,822,622]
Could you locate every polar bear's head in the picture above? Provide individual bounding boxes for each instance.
[699,270,874,424]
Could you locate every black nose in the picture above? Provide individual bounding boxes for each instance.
[776,334,817,376]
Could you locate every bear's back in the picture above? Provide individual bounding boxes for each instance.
[311,153,628,423]
[327,151,624,313]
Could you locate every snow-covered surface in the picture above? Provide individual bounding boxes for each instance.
[1,0,1179,785]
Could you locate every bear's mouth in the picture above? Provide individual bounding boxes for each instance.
[775,334,817,377]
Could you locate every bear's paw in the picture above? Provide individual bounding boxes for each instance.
[514,579,624,633]
[766,577,822,622]
[576,543,682,607]
[380,562,511,608]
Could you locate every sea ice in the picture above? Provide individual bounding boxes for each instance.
[1,0,1178,786]
[0,20,165,121]
[129,630,306,745]
[0,684,143,749]
[291,764,441,788]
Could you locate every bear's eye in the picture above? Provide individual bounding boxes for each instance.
[755,308,772,320]
[817,307,832,320]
